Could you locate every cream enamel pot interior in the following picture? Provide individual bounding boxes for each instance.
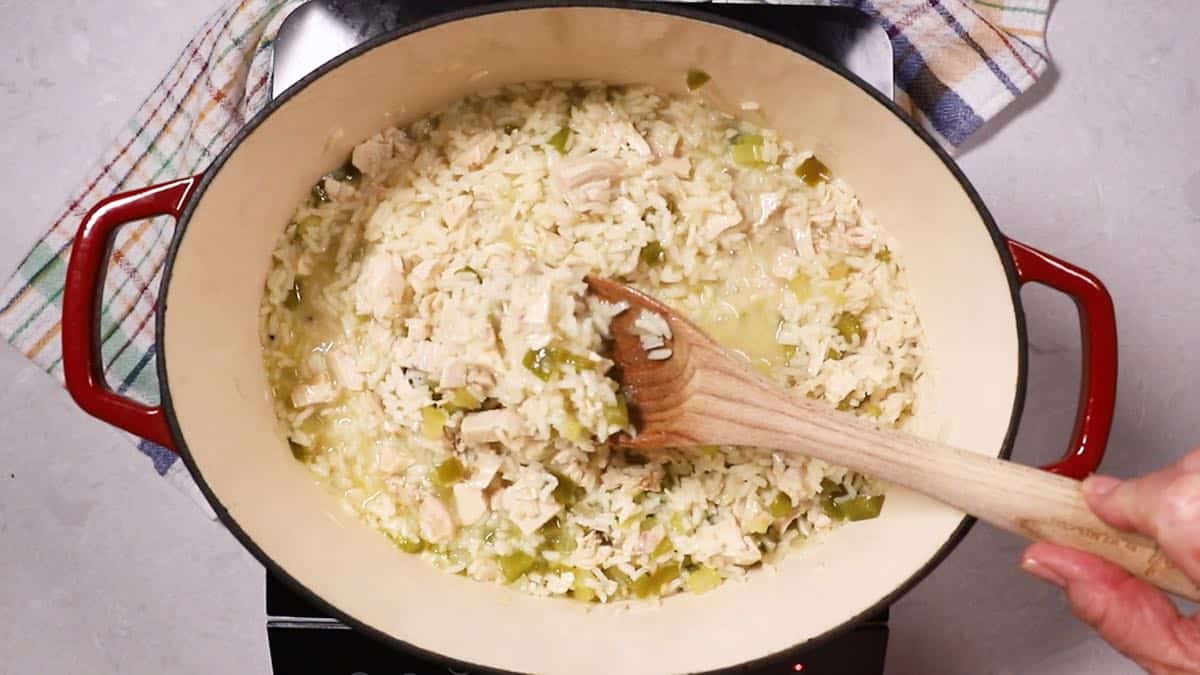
[60,5,1118,674]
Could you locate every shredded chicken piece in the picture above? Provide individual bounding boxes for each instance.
[657,156,691,178]
[539,232,570,261]
[704,198,745,243]
[409,258,438,281]
[646,123,680,158]
[453,484,489,525]
[441,194,473,228]
[467,451,503,489]
[419,497,456,544]
[844,224,874,250]
[753,192,783,228]
[568,532,613,569]
[378,442,413,474]
[713,516,761,565]
[386,127,416,162]
[499,469,562,535]
[524,287,552,327]
[552,154,624,212]
[326,347,363,391]
[455,131,497,169]
[351,131,393,175]
[291,375,335,408]
[784,206,815,258]
[622,526,665,557]
[405,258,440,297]
[465,367,496,391]
[620,124,653,156]
[594,118,652,157]
[439,359,467,389]
[295,252,315,277]
[354,251,406,319]
[770,249,802,281]
[393,339,450,376]
[468,557,500,582]
[365,319,397,354]
[322,177,356,201]
[459,408,525,445]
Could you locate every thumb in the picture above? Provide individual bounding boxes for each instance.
[1022,542,1200,674]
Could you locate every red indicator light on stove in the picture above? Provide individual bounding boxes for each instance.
[792,664,804,672]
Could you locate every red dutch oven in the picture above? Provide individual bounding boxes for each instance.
[60,4,1116,673]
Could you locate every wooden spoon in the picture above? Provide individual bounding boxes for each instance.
[585,275,1199,601]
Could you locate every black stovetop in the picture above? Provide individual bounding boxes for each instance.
[266,2,892,673]
[267,572,889,675]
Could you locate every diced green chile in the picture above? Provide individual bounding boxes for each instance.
[284,281,302,309]
[432,457,464,486]
[686,69,711,91]
[395,537,425,554]
[819,478,849,520]
[821,497,845,520]
[522,348,556,381]
[295,215,322,237]
[835,312,864,341]
[540,517,578,554]
[686,566,722,594]
[420,406,448,440]
[768,492,792,518]
[571,568,596,602]
[604,394,630,428]
[652,536,674,559]
[308,181,331,206]
[632,562,681,598]
[330,161,362,186]
[522,347,593,381]
[547,127,570,153]
[640,240,666,266]
[840,495,886,521]
[550,471,586,507]
[731,134,767,167]
[796,155,831,186]
[499,551,535,583]
[443,388,481,412]
[816,477,839,500]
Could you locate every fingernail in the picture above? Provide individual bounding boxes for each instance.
[1020,557,1067,588]
[1082,475,1121,497]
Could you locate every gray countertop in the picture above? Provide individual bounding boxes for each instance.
[2,1,1196,673]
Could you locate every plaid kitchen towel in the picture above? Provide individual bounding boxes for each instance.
[0,0,1051,509]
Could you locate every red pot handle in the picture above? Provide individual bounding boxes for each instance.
[62,176,199,452]
[1006,239,1117,480]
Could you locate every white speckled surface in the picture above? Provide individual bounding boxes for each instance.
[1,1,1197,673]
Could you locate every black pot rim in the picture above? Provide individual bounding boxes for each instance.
[156,2,1028,673]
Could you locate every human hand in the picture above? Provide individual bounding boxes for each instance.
[1021,449,1200,674]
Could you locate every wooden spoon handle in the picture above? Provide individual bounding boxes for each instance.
[687,370,1200,601]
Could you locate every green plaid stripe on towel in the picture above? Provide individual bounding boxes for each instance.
[0,0,1051,508]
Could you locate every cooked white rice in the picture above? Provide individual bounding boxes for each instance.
[259,81,927,602]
